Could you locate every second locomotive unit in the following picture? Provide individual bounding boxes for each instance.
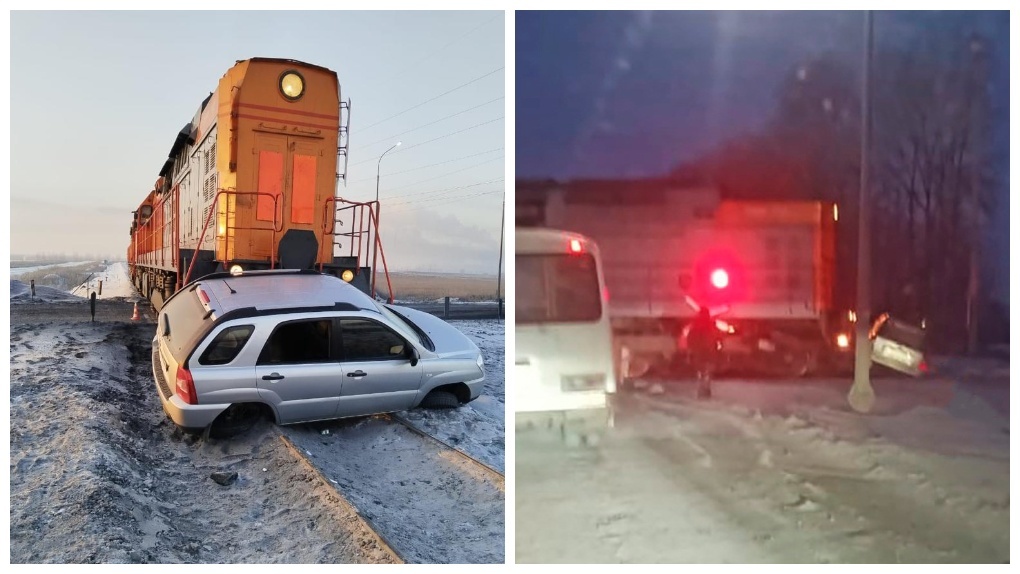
[128,57,384,308]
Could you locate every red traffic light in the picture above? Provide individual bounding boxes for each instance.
[710,268,729,289]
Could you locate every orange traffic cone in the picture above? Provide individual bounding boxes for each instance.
[131,302,140,321]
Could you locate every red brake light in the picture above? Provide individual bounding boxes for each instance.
[197,288,210,304]
[176,366,197,405]
[569,238,583,254]
[710,269,729,289]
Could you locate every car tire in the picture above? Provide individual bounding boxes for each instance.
[209,403,263,438]
[420,390,460,409]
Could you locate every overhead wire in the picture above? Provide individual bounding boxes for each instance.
[349,116,504,167]
[346,147,504,184]
[386,178,505,204]
[352,65,504,133]
[387,189,503,214]
[357,96,504,150]
[381,156,504,192]
[374,13,503,88]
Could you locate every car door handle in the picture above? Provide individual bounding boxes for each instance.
[262,373,285,381]
[346,370,367,378]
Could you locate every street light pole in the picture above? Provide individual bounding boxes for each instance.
[371,141,400,298]
[849,10,875,414]
[497,192,505,318]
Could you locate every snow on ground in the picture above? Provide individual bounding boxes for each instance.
[517,372,1009,563]
[69,261,140,300]
[398,320,505,472]
[283,417,504,564]
[10,260,95,278]
[9,303,396,564]
[10,280,83,303]
[10,291,505,564]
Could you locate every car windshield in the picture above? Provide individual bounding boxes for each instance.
[378,304,435,352]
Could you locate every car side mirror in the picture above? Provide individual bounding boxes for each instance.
[409,347,419,367]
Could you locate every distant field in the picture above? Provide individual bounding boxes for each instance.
[387,272,504,302]
[14,262,107,291]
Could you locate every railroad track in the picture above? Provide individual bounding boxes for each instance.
[277,414,505,564]
[386,412,505,486]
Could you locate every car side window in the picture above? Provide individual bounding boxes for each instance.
[258,319,333,365]
[340,318,408,362]
[198,325,255,366]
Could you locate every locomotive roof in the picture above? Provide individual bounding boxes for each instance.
[235,57,338,77]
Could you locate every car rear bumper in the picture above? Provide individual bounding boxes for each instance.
[154,380,229,431]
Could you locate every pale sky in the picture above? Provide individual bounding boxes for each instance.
[10,10,505,275]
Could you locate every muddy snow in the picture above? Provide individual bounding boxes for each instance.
[517,374,1009,563]
[9,280,505,564]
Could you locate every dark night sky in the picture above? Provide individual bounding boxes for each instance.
[516,10,1009,303]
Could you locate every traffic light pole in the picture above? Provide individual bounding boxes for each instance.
[849,10,875,414]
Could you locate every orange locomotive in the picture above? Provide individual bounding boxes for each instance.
[128,58,391,308]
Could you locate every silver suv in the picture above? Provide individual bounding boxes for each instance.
[151,270,485,436]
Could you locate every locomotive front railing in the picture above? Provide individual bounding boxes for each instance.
[183,189,282,286]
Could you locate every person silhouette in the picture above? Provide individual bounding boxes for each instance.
[687,306,720,399]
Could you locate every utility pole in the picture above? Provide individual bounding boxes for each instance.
[372,141,400,298]
[497,193,505,318]
[849,10,875,414]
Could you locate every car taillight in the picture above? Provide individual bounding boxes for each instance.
[918,360,929,374]
[176,366,197,405]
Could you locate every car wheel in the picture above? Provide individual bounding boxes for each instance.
[420,390,460,409]
[209,403,263,438]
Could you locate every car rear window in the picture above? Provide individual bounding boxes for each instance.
[199,325,255,366]
[161,286,216,363]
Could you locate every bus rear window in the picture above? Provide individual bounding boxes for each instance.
[517,253,602,324]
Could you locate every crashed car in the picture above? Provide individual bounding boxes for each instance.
[151,269,485,436]
[869,312,928,377]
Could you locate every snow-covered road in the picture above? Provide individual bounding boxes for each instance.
[516,375,1009,563]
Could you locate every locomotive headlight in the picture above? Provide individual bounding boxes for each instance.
[341,269,355,282]
[229,265,243,276]
[279,71,305,100]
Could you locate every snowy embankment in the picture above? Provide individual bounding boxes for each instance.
[517,370,1008,563]
[10,260,95,278]
[10,286,505,563]
[398,320,505,472]
[69,261,141,300]
[9,306,398,564]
